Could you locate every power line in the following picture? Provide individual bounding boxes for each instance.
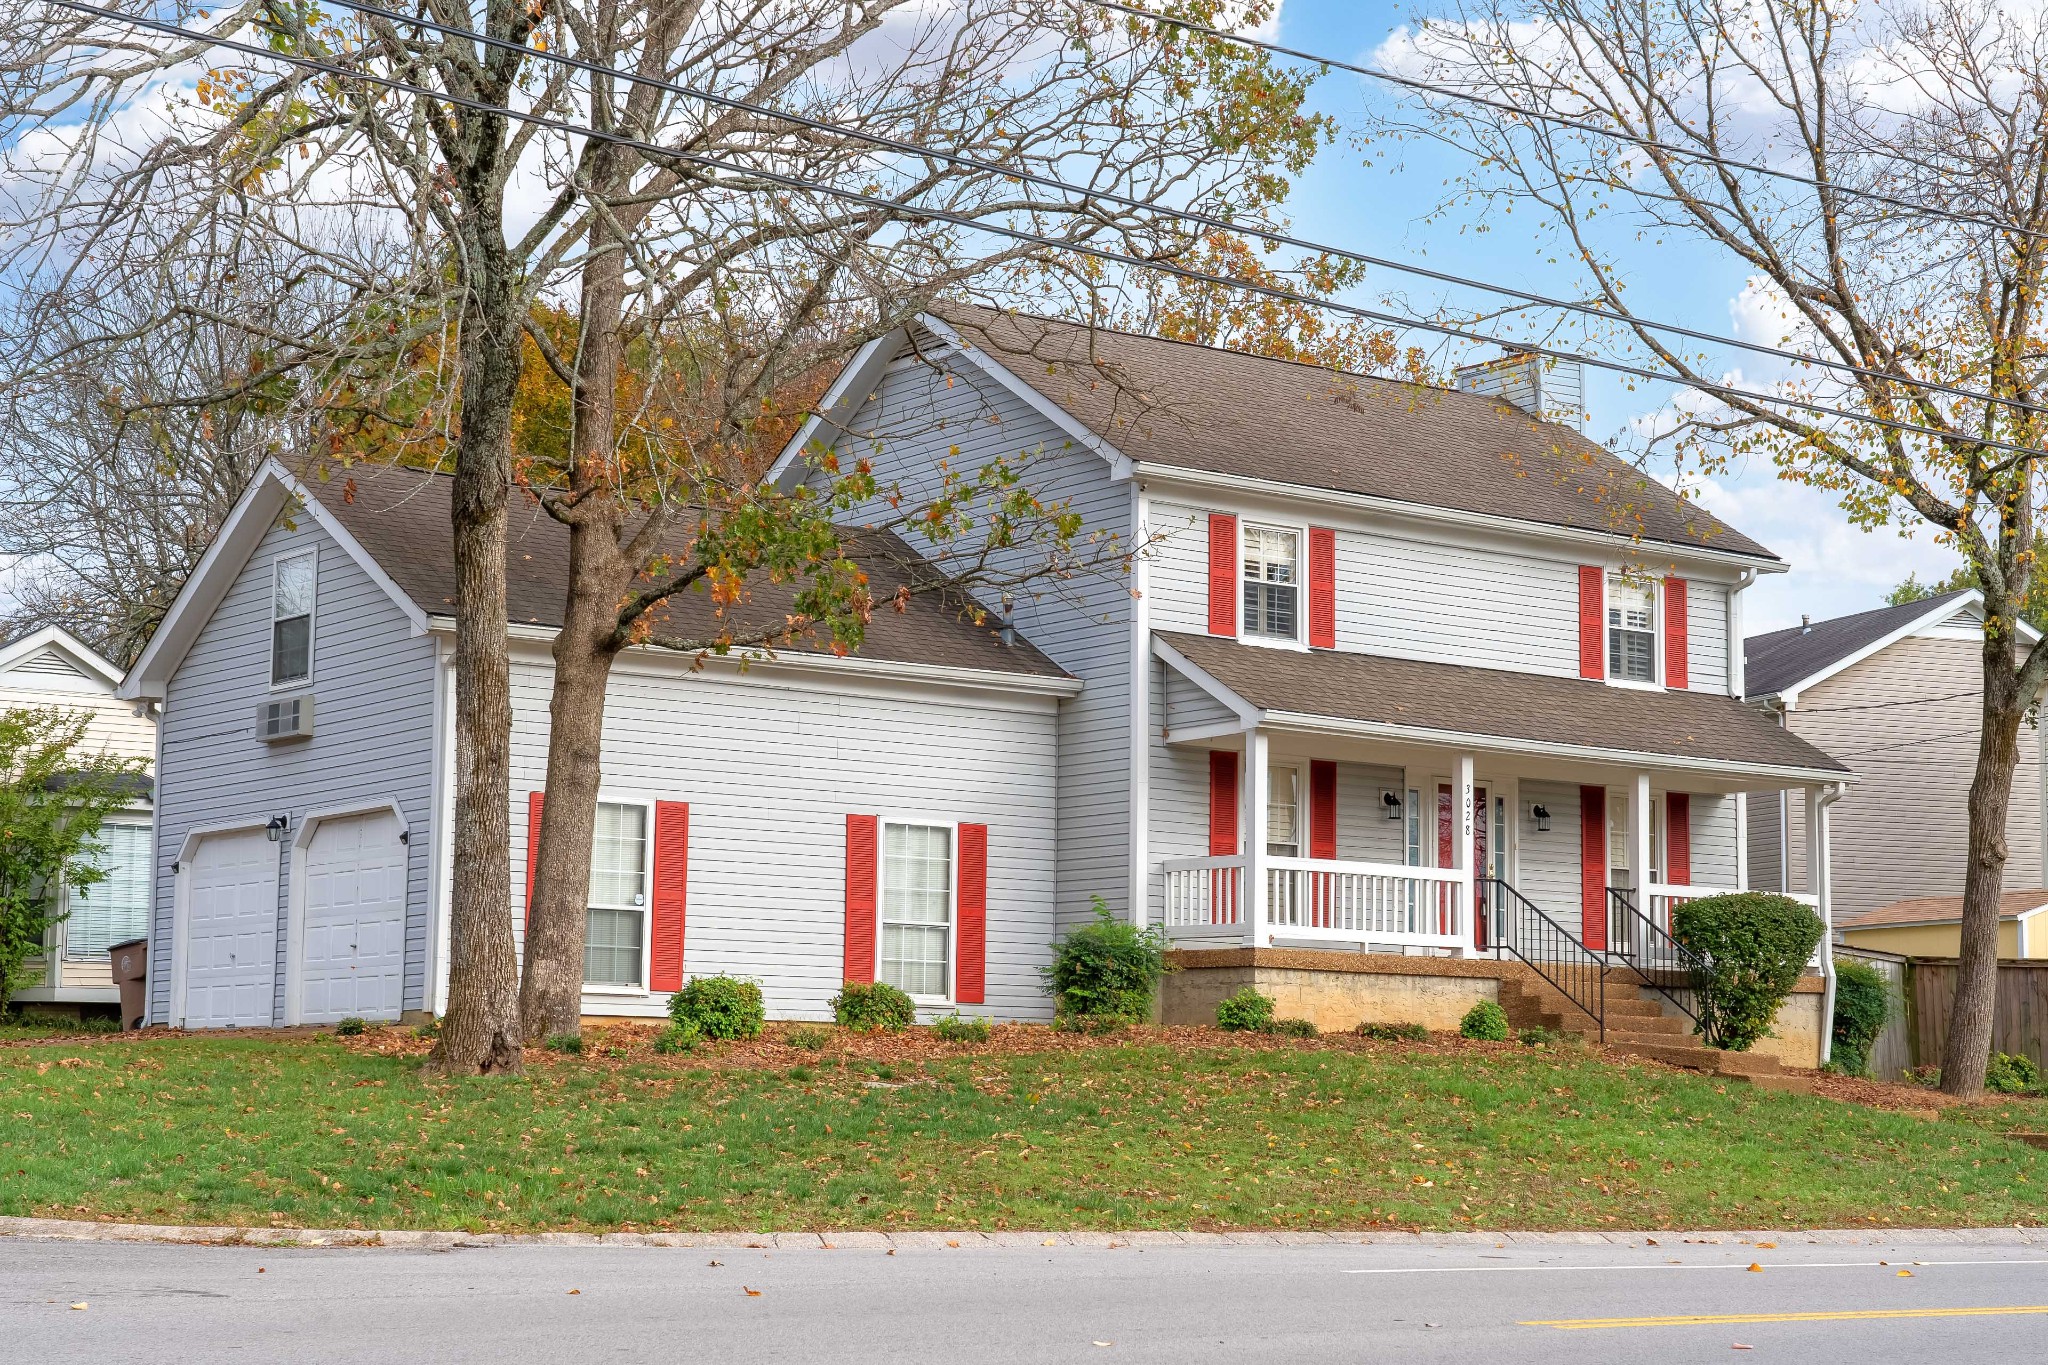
[1082,0,2048,246]
[48,2,2048,466]
[317,0,2048,427]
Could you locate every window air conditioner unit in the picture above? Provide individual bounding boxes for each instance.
[257,695,314,743]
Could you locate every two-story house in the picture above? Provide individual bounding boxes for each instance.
[121,306,1847,1063]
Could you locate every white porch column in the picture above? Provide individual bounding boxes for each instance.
[1807,783,1840,1065]
[1630,772,1653,912]
[1244,728,1270,947]
[1451,752,1477,955]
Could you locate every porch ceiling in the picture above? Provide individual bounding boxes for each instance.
[1155,632,1851,789]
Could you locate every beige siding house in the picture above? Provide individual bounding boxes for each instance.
[1837,888,2048,959]
[1745,590,2044,925]
[0,626,157,1012]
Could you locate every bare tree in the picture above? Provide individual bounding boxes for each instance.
[1369,0,2048,1096]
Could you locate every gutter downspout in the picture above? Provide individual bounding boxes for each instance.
[1814,781,1846,1068]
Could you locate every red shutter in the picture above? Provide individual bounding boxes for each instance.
[1309,760,1337,860]
[523,791,544,926]
[1208,750,1239,856]
[844,814,878,984]
[1665,792,1691,887]
[1307,527,1336,649]
[650,801,689,992]
[1578,566,1605,679]
[1207,513,1238,636]
[956,823,988,1005]
[1664,577,1689,689]
[1579,785,1608,950]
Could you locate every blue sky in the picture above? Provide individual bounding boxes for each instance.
[1264,0,1964,634]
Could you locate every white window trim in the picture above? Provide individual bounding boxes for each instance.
[1237,518,1311,651]
[1601,569,1665,693]
[876,815,959,1008]
[59,812,154,963]
[269,549,318,692]
[582,794,656,996]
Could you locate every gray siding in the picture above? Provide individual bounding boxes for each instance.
[508,653,1060,1021]
[815,345,1134,931]
[1768,633,2043,921]
[151,515,437,1023]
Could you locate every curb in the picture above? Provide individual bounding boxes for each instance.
[1,1216,2041,1251]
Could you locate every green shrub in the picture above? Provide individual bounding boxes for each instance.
[1829,959,1893,1076]
[1269,1017,1319,1039]
[1459,1000,1510,1041]
[1041,896,1171,1026]
[932,1013,992,1043]
[1986,1051,2043,1095]
[543,1032,583,1054]
[784,1025,830,1052]
[1355,1020,1429,1043]
[335,1017,368,1037]
[412,1017,441,1040]
[1054,1012,1128,1035]
[669,974,765,1041]
[1518,1026,1559,1048]
[832,981,917,1033]
[652,1021,701,1055]
[1670,892,1825,1052]
[1216,987,1275,1033]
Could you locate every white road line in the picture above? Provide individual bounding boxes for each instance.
[1342,1258,2048,1275]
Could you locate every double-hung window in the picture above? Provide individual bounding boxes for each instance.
[63,820,150,960]
[1241,525,1300,640]
[1606,574,1657,683]
[584,801,649,988]
[881,822,952,999]
[271,551,316,686]
[1267,765,1301,857]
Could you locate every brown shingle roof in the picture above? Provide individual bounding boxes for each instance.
[1744,590,1973,699]
[939,306,1775,562]
[1841,889,2048,930]
[1157,631,1848,776]
[304,466,1068,681]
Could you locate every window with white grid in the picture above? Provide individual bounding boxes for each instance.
[1241,525,1300,640]
[584,802,648,987]
[1606,574,1657,683]
[881,823,952,999]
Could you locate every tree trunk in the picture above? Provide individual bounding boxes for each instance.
[1939,645,2026,1098]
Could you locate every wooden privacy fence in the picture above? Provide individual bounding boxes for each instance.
[1909,958,2048,1074]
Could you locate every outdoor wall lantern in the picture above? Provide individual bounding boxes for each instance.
[1381,789,1404,820]
[265,814,291,843]
[1528,803,1552,834]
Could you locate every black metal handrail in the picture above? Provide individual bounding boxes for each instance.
[1605,887,1707,1029]
[1481,877,1605,1040]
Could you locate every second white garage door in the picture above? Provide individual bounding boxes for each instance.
[298,811,407,1024]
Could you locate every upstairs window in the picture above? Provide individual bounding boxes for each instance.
[1606,574,1657,683]
[271,551,316,686]
[1241,525,1300,640]
[585,801,649,987]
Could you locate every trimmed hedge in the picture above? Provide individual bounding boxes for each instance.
[1216,987,1275,1033]
[1459,1000,1510,1041]
[669,974,766,1041]
[832,981,916,1033]
[1671,892,1824,1051]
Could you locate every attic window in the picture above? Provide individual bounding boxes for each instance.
[271,551,316,686]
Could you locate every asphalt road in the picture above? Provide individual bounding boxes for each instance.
[4,1233,2046,1363]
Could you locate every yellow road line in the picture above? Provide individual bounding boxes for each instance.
[1524,1305,2048,1330]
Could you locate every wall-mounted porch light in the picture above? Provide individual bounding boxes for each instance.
[1381,789,1404,820]
[265,814,291,843]
[1528,803,1551,834]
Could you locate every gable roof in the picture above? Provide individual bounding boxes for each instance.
[1155,631,1848,782]
[923,306,1778,564]
[302,466,1069,683]
[1840,888,2048,930]
[1744,589,1977,700]
[0,625,125,691]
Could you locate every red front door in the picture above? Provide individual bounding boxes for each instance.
[1437,784,1490,946]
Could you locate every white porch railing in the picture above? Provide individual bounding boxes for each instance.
[1161,855,1469,952]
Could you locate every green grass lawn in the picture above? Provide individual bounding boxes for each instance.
[3,1030,2043,1233]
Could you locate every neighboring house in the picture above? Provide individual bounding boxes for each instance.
[0,626,156,1014]
[121,307,1848,1055]
[1838,889,2048,960]
[1744,589,2043,925]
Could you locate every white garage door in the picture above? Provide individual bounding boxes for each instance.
[298,811,407,1024]
[183,829,280,1029]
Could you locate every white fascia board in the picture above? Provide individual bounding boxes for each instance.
[444,616,1082,702]
[0,625,123,688]
[120,459,429,700]
[764,327,906,490]
[1148,636,1264,727]
[1759,589,1989,707]
[915,313,1135,481]
[1136,463,1783,581]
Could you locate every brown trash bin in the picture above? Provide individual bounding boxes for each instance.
[109,936,148,1030]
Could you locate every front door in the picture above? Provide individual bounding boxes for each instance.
[1437,784,1490,947]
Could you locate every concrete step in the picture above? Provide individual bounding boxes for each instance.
[1604,1028,1708,1053]
[1609,1039,1723,1071]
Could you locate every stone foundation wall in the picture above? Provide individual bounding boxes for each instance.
[1161,950,1514,1033]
